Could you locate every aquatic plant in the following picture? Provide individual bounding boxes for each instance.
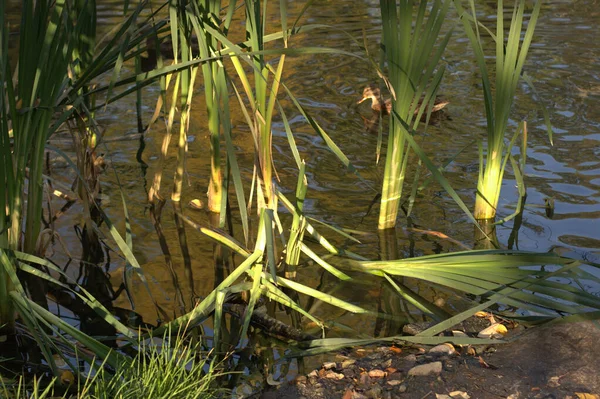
[0,0,175,381]
[1,330,226,399]
[377,0,452,230]
[454,0,543,220]
[0,0,79,332]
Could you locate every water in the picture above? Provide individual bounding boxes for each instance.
[20,0,600,382]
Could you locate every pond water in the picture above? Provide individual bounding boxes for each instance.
[30,0,600,384]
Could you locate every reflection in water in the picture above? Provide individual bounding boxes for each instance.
[172,201,195,313]
[76,216,118,344]
[149,198,186,315]
[473,219,500,250]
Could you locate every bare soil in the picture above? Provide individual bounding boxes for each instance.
[263,321,600,399]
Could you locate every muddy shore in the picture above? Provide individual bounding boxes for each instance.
[263,321,600,399]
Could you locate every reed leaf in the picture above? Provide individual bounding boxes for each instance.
[348,250,600,315]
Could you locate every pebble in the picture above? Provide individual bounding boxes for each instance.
[452,330,468,338]
[365,385,382,399]
[342,359,356,368]
[344,367,358,379]
[324,371,344,380]
[399,383,408,393]
[368,369,386,378]
[387,372,403,380]
[307,370,318,378]
[323,361,337,370]
[429,343,456,356]
[296,375,307,383]
[404,354,417,364]
[408,361,443,377]
[359,373,371,385]
[386,380,402,386]
[449,391,470,399]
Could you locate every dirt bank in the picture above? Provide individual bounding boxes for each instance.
[265,321,600,399]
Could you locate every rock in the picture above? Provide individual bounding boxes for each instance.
[359,373,371,386]
[477,323,508,339]
[296,375,307,383]
[323,361,337,370]
[342,359,356,368]
[404,354,417,364]
[368,369,386,378]
[365,385,382,399]
[398,383,408,393]
[324,371,344,380]
[408,361,443,377]
[352,392,368,399]
[547,375,561,388]
[355,348,367,357]
[429,343,456,356]
[387,372,403,380]
[386,379,402,386]
[343,367,358,379]
[449,391,470,399]
[307,370,318,378]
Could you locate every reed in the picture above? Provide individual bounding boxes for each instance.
[196,1,226,214]
[0,0,163,378]
[0,0,75,329]
[378,0,451,230]
[455,0,541,220]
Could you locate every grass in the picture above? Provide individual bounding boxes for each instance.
[1,331,227,399]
